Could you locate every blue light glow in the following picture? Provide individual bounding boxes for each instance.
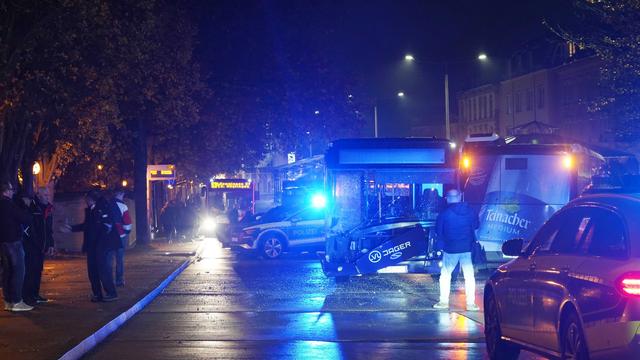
[311,193,327,209]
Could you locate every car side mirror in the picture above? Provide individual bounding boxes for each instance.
[502,238,524,257]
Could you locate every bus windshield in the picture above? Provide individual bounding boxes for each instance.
[331,169,450,232]
[325,138,458,233]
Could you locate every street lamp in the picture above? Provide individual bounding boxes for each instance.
[374,92,407,138]
[32,161,41,175]
[306,131,312,157]
[404,53,488,139]
[97,164,104,171]
[122,180,128,187]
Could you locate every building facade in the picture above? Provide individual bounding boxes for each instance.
[453,56,606,144]
[457,84,500,138]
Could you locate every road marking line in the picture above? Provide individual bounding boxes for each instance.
[58,240,207,360]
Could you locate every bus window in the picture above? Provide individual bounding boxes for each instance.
[332,172,362,231]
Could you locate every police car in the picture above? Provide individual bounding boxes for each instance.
[231,207,325,259]
[484,193,640,359]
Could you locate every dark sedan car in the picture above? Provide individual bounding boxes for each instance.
[484,193,640,360]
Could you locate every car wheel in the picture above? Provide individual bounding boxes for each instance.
[561,310,589,360]
[484,291,520,360]
[260,234,285,259]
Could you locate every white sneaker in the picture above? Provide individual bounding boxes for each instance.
[10,301,34,312]
[466,303,480,311]
[4,302,14,311]
[433,301,449,310]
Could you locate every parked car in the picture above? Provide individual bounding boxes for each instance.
[484,193,640,360]
[230,207,325,259]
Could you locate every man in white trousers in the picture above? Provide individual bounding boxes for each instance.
[433,189,479,311]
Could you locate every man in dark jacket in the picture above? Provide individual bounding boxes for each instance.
[0,181,33,311]
[64,190,119,302]
[22,187,55,305]
[433,189,479,311]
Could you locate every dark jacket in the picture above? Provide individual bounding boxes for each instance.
[22,199,54,252]
[29,199,54,252]
[0,195,31,243]
[72,198,120,253]
[436,202,479,254]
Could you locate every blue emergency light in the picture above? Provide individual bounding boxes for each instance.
[311,193,327,209]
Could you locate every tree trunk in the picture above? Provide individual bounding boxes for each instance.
[134,117,150,245]
[21,151,34,196]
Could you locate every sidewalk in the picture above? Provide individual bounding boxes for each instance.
[0,238,201,360]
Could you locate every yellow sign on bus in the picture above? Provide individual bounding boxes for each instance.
[210,180,251,190]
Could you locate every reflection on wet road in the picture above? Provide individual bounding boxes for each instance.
[88,239,543,359]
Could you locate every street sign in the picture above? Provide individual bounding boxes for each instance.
[287,152,296,164]
[148,164,176,181]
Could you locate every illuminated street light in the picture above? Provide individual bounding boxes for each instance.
[478,53,488,61]
[122,180,128,187]
[32,161,41,175]
[404,54,415,62]
[97,164,104,171]
[314,110,320,115]
[397,91,405,97]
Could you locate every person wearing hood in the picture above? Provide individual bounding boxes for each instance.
[433,189,480,311]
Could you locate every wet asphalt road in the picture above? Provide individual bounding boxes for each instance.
[87,239,543,359]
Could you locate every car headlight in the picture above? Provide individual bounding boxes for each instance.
[201,217,217,231]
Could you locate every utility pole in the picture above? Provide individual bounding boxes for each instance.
[374,105,379,138]
[444,67,450,139]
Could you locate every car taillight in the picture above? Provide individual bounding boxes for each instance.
[617,272,640,297]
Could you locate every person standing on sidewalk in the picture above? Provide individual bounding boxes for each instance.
[0,181,34,312]
[64,190,119,302]
[433,189,480,311]
[109,187,131,287]
[22,187,55,305]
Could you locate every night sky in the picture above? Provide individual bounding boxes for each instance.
[193,0,572,138]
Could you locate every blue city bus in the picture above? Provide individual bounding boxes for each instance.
[320,137,459,279]
[460,134,611,263]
